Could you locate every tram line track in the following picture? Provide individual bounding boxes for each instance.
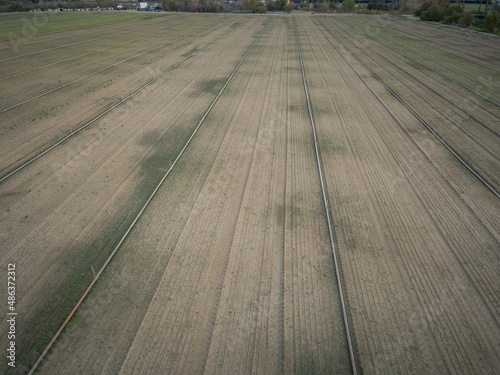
[0,15,227,114]
[315,17,500,200]
[325,18,500,159]
[293,16,359,375]
[26,17,268,375]
[367,16,500,74]
[0,17,239,185]
[0,16,162,51]
[313,17,500,330]
[0,15,186,81]
[0,12,158,44]
[336,18,500,107]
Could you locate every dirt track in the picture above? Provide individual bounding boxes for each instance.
[0,12,498,375]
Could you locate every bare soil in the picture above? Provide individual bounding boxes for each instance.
[0,12,498,375]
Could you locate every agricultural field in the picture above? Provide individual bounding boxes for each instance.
[0,11,498,375]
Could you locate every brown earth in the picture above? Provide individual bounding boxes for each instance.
[0,13,264,373]
[0,14,228,176]
[300,15,499,374]
[0,12,498,375]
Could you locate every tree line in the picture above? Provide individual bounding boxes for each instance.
[2,0,500,32]
[416,0,499,32]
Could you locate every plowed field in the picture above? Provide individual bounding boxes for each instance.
[0,12,498,375]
